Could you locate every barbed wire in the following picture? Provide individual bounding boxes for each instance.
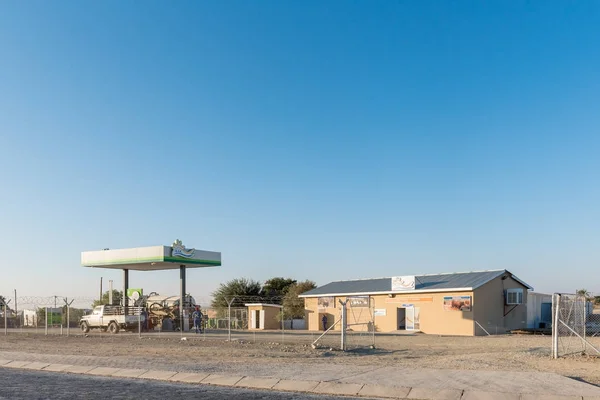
[3,295,290,310]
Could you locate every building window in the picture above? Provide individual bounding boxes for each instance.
[506,288,524,305]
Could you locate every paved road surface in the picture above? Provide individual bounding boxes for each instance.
[0,369,375,400]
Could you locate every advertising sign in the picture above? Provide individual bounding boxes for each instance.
[391,276,416,291]
[318,297,335,309]
[443,296,472,312]
[127,288,143,301]
[348,296,369,307]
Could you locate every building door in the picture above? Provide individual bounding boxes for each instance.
[414,307,421,331]
[397,308,406,330]
[541,303,552,324]
[251,310,261,329]
[259,310,265,329]
[406,307,415,330]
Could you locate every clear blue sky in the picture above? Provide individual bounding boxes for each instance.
[1,1,599,304]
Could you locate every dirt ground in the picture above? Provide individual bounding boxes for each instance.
[1,332,599,387]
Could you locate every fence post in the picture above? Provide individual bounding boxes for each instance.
[226,297,235,342]
[4,302,7,336]
[371,297,375,348]
[552,293,560,359]
[281,305,285,345]
[138,307,142,338]
[339,299,347,351]
[45,307,48,336]
[63,298,74,337]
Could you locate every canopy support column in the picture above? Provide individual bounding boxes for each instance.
[180,265,186,332]
[123,269,129,315]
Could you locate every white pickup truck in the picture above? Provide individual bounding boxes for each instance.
[80,305,145,334]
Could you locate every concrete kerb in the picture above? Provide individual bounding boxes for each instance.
[461,391,520,400]
[202,374,245,386]
[235,376,281,390]
[86,367,123,376]
[0,362,590,400]
[520,396,583,400]
[358,384,411,399]
[21,362,50,370]
[3,361,32,369]
[407,387,463,400]
[168,372,210,383]
[43,364,74,372]
[138,370,178,380]
[312,381,365,396]
[62,364,97,374]
[272,379,320,392]
[111,368,149,378]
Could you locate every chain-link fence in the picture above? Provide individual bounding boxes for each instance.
[0,294,325,346]
[0,293,382,352]
[551,293,600,358]
[310,297,376,352]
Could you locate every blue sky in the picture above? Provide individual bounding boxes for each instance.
[1,1,599,304]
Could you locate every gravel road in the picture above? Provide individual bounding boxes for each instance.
[0,368,374,400]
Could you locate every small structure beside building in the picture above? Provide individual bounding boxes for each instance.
[300,269,532,336]
[246,303,282,330]
[527,292,553,329]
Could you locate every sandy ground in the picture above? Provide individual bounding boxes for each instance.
[1,331,599,387]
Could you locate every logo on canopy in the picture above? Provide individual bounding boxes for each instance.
[172,239,195,258]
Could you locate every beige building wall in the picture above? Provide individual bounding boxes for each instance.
[304,291,475,336]
[473,276,528,334]
[247,305,282,330]
[371,291,475,336]
[305,297,339,331]
[303,275,529,336]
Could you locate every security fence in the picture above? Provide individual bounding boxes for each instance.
[0,294,379,351]
[551,293,600,358]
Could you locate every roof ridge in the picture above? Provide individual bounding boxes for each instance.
[323,269,506,284]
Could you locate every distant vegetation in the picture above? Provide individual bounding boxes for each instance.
[210,277,316,319]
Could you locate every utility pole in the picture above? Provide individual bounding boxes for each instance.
[100,277,103,303]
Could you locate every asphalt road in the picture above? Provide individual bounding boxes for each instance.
[0,369,375,400]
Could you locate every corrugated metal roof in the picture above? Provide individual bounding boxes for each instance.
[300,270,527,297]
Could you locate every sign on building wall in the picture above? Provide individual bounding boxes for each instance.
[443,296,472,312]
[374,309,387,317]
[348,296,369,307]
[318,297,335,309]
[385,296,433,304]
[391,276,416,291]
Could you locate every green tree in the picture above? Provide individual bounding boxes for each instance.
[92,290,123,307]
[282,280,317,320]
[262,277,297,302]
[211,278,263,311]
[577,289,592,301]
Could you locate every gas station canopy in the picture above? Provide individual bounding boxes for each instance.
[81,240,221,271]
[81,240,220,329]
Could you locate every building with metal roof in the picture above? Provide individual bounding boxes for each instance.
[300,270,532,336]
